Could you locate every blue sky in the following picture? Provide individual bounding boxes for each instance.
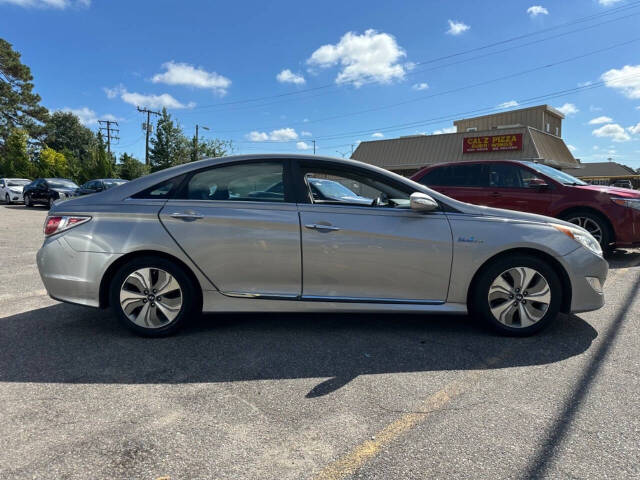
[1,0,639,167]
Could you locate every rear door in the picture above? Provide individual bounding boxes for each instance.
[416,163,491,206]
[484,163,553,215]
[159,160,301,297]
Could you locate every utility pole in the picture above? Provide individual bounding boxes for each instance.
[98,120,119,157]
[137,107,161,165]
[312,140,316,155]
[194,124,210,161]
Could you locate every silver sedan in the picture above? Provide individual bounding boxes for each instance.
[36,154,608,337]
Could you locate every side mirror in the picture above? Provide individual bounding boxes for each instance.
[410,192,438,212]
[528,178,549,189]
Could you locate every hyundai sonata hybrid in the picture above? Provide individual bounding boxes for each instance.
[36,154,608,337]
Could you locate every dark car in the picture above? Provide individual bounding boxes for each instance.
[411,160,640,250]
[76,178,128,196]
[610,179,634,190]
[23,178,79,209]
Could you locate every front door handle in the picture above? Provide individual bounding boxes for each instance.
[170,211,204,220]
[304,223,341,231]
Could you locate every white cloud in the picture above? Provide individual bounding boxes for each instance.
[412,82,429,91]
[567,144,577,152]
[555,103,579,116]
[303,118,310,122]
[276,69,305,85]
[60,107,120,126]
[588,116,613,125]
[371,132,384,138]
[307,29,407,87]
[301,131,312,137]
[0,0,89,8]
[601,64,640,99]
[627,122,640,135]
[446,20,470,35]
[104,85,195,109]
[578,80,593,87]
[592,123,631,142]
[433,126,457,135]
[497,100,519,109]
[296,141,311,150]
[245,128,299,142]
[590,105,603,112]
[527,5,549,16]
[152,61,231,96]
[599,0,623,5]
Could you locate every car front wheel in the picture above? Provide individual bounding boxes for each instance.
[24,194,33,207]
[471,254,562,336]
[5,193,10,205]
[560,210,611,250]
[109,256,200,337]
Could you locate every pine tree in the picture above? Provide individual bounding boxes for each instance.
[118,153,148,180]
[149,108,185,172]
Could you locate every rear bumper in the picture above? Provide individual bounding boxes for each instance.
[36,235,120,308]
[560,247,609,314]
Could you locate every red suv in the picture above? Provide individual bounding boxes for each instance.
[411,160,640,249]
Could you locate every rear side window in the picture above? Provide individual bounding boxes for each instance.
[131,175,185,199]
[176,161,285,202]
[419,164,487,187]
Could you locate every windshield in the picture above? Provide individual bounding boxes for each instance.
[309,178,362,199]
[524,162,588,186]
[46,179,79,189]
[7,179,30,186]
[103,179,127,189]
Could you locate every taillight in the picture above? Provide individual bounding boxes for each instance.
[43,215,91,236]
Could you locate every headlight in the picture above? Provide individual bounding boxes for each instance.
[611,197,640,211]
[552,224,603,256]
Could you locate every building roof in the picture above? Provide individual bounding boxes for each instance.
[351,126,577,170]
[563,161,638,178]
[453,104,564,126]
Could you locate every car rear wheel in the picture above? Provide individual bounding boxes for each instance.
[471,254,562,336]
[5,194,10,205]
[559,210,611,249]
[24,194,33,208]
[109,256,200,337]
[48,197,55,209]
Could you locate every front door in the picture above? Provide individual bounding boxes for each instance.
[159,160,301,297]
[484,163,553,215]
[296,163,453,302]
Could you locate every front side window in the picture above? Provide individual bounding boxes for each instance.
[488,164,544,188]
[302,168,410,208]
[179,161,285,202]
[46,179,78,189]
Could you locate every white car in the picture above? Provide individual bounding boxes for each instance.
[0,178,31,204]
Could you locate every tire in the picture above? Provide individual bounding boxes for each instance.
[24,194,33,208]
[559,209,612,250]
[48,196,55,210]
[109,255,200,337]
[5,194,10,205]
[470,254,563,336]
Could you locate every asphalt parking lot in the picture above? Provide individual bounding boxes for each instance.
[0,204,639,480]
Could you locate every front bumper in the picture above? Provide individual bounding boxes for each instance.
[36,235,120,307]
[7,191,23,202]
[561,247,609,314]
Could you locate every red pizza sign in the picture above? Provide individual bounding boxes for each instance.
[463,134,523,153]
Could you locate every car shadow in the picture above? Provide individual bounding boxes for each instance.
[605,249,640,269]
[0,304,597,397]
[2,204,47,210]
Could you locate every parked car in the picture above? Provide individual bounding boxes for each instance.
[610,179,634,190]
[411,160,640,250]
[0,178,31,204]
[23,178,79,209]
[37,154,607,337]
[75,178,128,196]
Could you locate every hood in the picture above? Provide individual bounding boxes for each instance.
[572,184,640,199]
[8,186,24,192]
[452,200,579,229]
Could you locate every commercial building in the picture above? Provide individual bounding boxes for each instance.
[564,161,640,188]
[352,105,578,176]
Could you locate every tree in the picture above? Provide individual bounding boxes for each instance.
[43,111,95,160]
[38,147,69,178]
[0,128,32,177]
[191,137,235,162]
[0,38,49,145]
[149,108,187,172]
[117,153,148,180]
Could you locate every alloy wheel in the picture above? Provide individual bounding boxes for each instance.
[564,216,603,244]
[119,267,183,328]
[487,267,551,328]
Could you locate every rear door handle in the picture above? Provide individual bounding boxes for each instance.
[170,211,204,220]
[305,223,341,231]
[490,191,501,196]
